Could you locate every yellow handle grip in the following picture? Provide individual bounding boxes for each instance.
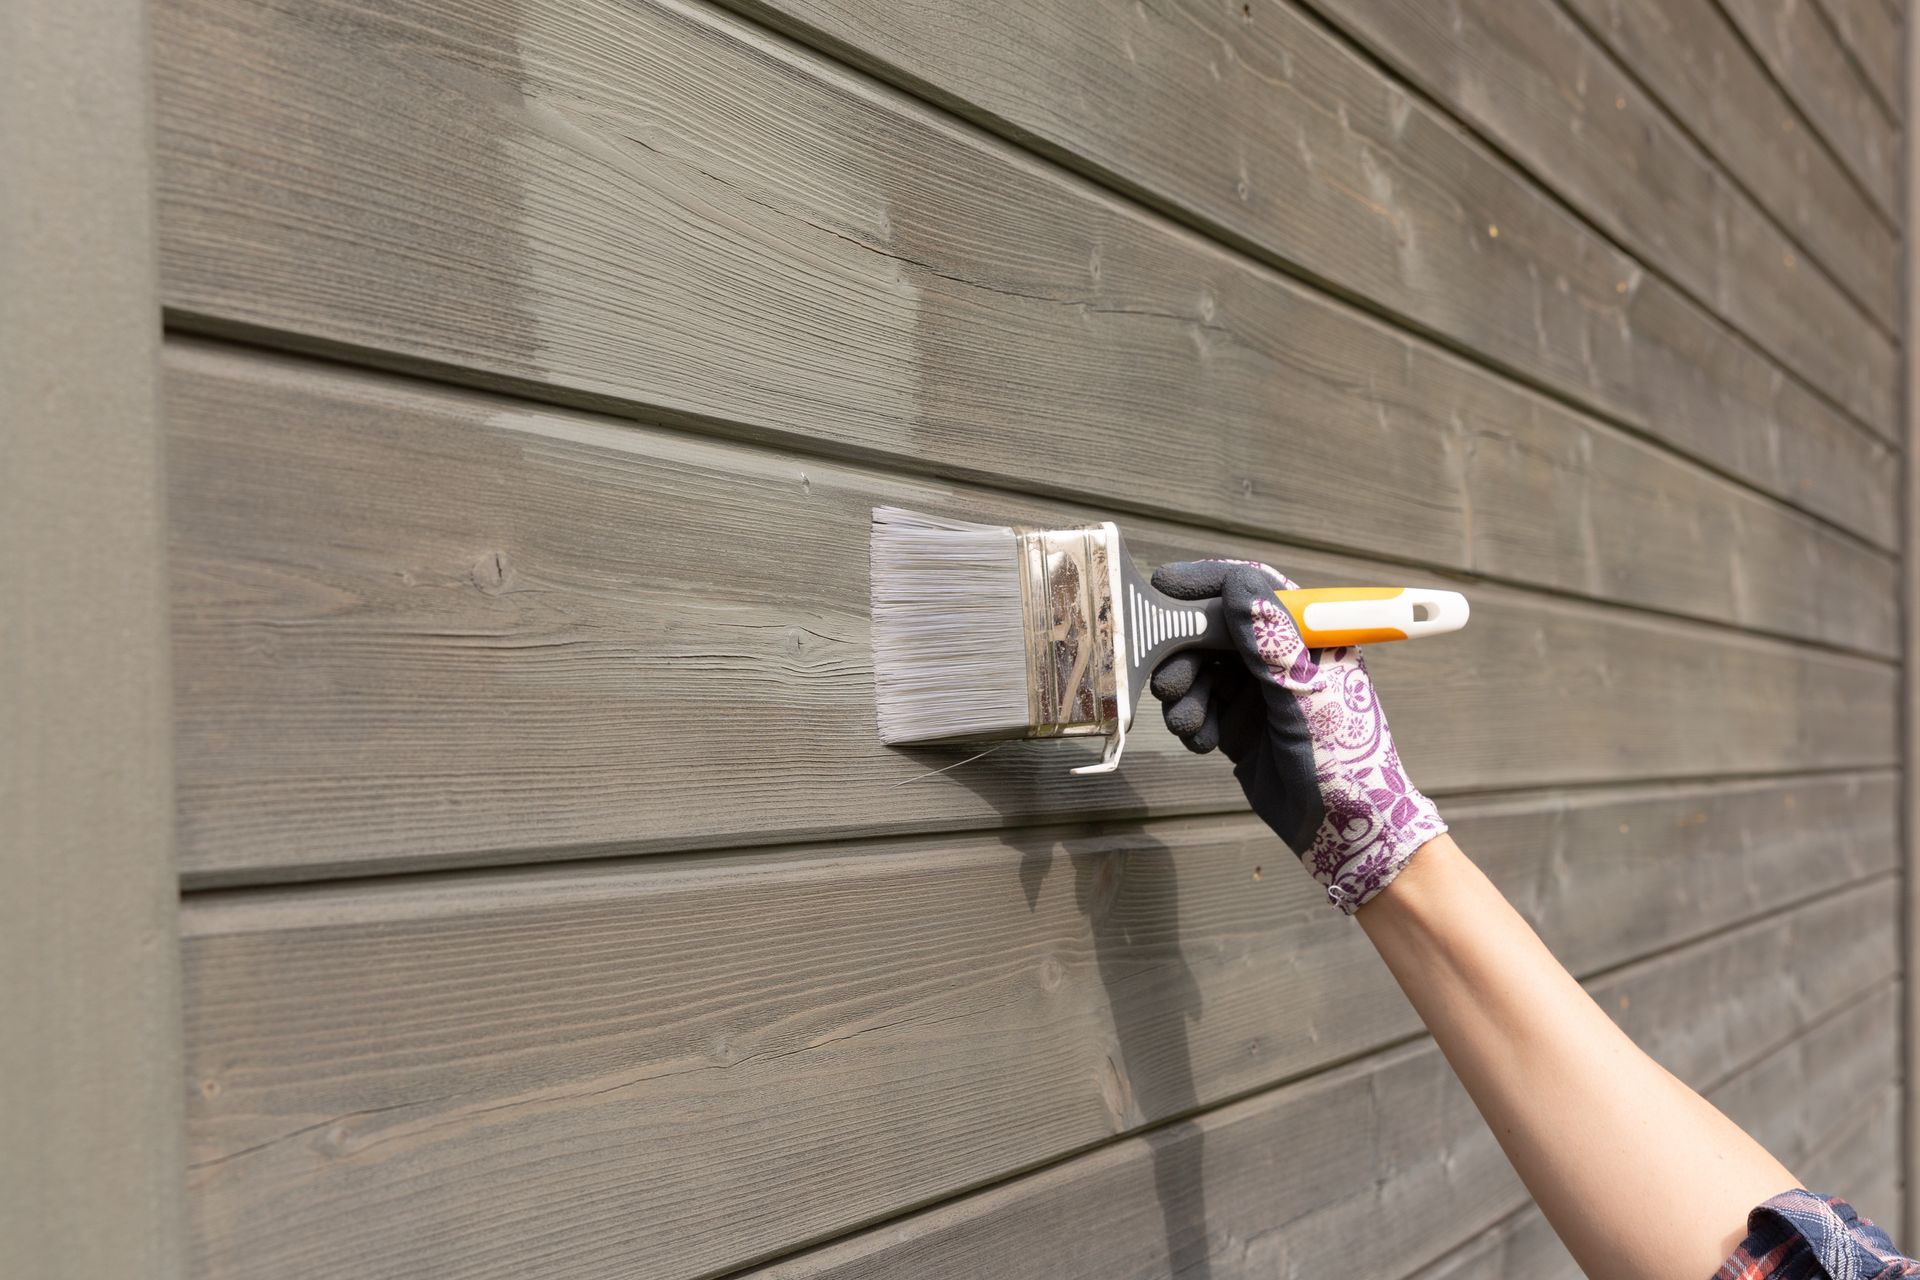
[1274,586,1471,649]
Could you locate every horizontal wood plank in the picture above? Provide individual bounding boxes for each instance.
[1559,0,1898,330]
[1799,1080,1904,1233]
[1720,0,1903,219]
[700,0,1906,501]
[166,344,1900,880]
[1302,0,1897,431]
[1458,393,1894,655]
[153,0,1898,551]
[180,789,1897,1280]
[1816,0,1904,119]
[1716,983,1900,1184]
[1419,981,1902,1280]
[1422,1209,1578,1280]
[1465,775,1897,968]
[743,879,1898,1279]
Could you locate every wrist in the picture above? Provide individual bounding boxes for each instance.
[1356,830,1463,919]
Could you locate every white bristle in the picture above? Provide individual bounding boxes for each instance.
[870,506,1030,744]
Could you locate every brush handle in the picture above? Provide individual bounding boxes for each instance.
[1122,568,1470,679]
[1272,586,1471,648]
[1089,543,1472,778]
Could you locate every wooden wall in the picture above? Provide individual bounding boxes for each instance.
[148,0,1909,1275]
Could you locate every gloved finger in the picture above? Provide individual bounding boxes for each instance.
[1163,665,1214,738]
[1150,651,1206,703]
[1214,664,1265,764]
[1157,558,1299,596]
[1185,686,1226,754]
[1151,559,1234,600]
[1189,659,1255,759]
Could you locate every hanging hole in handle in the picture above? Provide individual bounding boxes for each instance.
[1411,602,1434,622]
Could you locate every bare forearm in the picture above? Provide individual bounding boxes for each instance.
[1358,834,1795,1280]
[1140,563,1802,1273]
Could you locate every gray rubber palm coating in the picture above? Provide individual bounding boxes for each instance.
[1149,560,1327,856]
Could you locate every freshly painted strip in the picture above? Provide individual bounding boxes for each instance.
[153,0,1898,550]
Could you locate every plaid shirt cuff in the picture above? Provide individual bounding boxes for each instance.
[1716,1190,1919,1280]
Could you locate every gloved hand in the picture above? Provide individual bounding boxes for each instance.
[1150,559,1445,913]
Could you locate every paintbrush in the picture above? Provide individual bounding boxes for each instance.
[869,506,1468,774]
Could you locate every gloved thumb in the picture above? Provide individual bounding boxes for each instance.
[1220,563,1321,690]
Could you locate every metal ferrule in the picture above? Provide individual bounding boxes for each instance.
[1015,524,1123,742]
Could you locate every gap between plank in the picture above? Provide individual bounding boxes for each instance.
[1393,972,1906,1280]
[696,877,1902,1280]
[1708,0,1904,227]
[705,0,1899,447]
[161,326,1905,663]
[1551,0,1897,333]
[160,232,1901,563]
[1282,0,1899,432]
[1803,0,1906,133]
[179,767,1899,909]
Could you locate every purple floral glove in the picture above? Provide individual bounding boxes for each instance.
[1150,560,1446,914]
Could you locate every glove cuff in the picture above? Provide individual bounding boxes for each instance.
[1304,778,1446,916]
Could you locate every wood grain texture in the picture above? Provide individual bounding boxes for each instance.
[0,1,187,1276]
[740,880,1897,1280]
[1816,0,1904,118]
[166,344,1901,881]
[152,0,1898,551]
[180,793,1896,1280]
[1720,0,1903,219]
[1419,982,1902,1280]
[1302,0,1897,434]
[1560,0,1899,330]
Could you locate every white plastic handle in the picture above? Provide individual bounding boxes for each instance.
[1297,588,1470,641]
[1397,588,1471,639]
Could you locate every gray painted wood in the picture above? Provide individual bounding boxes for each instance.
[1720,0,1904,219]
[1800,1081,1905,1231]
[166,344,1900,881]
[1421,1208,1582,1280]
[738,880,1896,1280]
[164,334,1900,674]
[1560,0,1899,329]
[1817,0,1905,119]
[1715,982,1901,1184]
[1303,0,1897,435]
[0,1,187,1276]
[1459,390,1895,654]
[151,0,1897,549]
[1482,774,1896,965]
[150,0,1911,1270]
[1420,981,1902,1280]
[180,797,1895,1280]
